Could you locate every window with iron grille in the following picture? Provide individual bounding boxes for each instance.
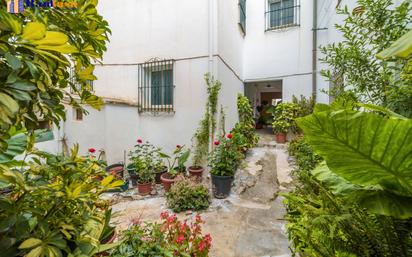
[239,0,246,33]
[266,0,300,30]
[138,60,175,113]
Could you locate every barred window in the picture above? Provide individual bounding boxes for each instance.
[138,59,175,113]
[266,0,300,30]
[69,67,94,94]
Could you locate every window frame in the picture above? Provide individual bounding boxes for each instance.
[265,0,300,31]
[138,59,175,113]
[238,0,246,34]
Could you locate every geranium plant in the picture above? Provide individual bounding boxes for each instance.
[110,212,212,257]
[128,140,163,183]
[208,135,241,177]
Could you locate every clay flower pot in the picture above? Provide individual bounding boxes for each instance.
[275,133,287,143]
[137,182,153,195]
[160,173,182,192]
[188,166,204,182]
[105,163,124,179]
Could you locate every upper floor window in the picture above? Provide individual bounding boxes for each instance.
[266,0,300,31]
[239,0,246,33]
[138,59,175,113]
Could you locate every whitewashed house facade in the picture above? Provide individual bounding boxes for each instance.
[39,0,354,164]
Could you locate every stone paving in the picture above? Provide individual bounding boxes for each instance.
[105,129,293,257]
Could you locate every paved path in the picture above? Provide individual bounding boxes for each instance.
[107,129,293,257]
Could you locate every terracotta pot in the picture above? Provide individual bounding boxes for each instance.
[276,133,287,143]
[105,163,124,179]
[153,167,167,184]
[137,182,153,195]
[188,166,204,182]
[160,173,182,192]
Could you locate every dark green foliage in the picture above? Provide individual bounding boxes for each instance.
[284,134,412,257]
[231,94,259,153]
[166,179,210,212]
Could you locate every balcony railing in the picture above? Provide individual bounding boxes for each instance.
[137,59,175,113]
[265,3,300,31]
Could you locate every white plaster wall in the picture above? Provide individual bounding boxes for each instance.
[243,0,313,101]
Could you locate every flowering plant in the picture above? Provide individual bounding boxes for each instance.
[110,212,212,257]
[208,134,241,177]
[128,140,163,183]
[159,145,191,178]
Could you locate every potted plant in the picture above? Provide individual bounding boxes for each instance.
[188,140,205,181]
[272,120,289,143]
[272,103,299,143]
[134,159,155,195]
[208,134,241,199]
[128,140,161,194]
[159,145,191,191]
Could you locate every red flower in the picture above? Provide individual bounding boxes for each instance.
[176,234,185,244]
[137,139,143,144]
[160,211,169,219]
[176,144,182,148]
[167,214,177,223]
[227,133,233,139]
[88,148,96,153]
[214,141,220,146]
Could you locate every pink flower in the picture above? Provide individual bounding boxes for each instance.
[88,148,96,153]
[227,133,233,139]
[137,139,143,144]
[176,234,185,244]
[167,214,177,223]
[160,211,169,219]
[214,141,220,146]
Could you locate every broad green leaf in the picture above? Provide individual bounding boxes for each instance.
[356,190,412,219]
[32,31,68,46]
[26,246,44,257]
[5,53,22,70]
[22,22,46,41]
[377,30,412,59]
[36,44,77,54]
[0,93,19,114]
[19,238,42,249]
[101,175,114,187]
[297,110,412,197]
[312,162,361,195]
[8,81,36,91]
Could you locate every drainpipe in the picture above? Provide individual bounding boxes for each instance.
[208,0,214,75]
[312,0,318,102]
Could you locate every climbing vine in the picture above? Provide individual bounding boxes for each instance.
[192,73,221,167]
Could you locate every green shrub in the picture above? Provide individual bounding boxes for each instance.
[272,102,300,134]
[288,136,322,172]
[166,179,210,212]
[231,94,259,153]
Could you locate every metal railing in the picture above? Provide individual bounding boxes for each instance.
[265,3,300,31]
[137,59,175,113]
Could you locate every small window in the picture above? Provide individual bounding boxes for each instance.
[266,0,300,30]
[138,59,175,113]
[239,0,246,33]
[35,121,54,142]
[74,107,83,121]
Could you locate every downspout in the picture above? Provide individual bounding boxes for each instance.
[208,0,214,75]
[312,0,318,102]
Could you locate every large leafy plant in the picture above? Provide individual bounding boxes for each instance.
[159,145,190,178]
[0,145,122,257]
[297,105,412,218]
[271,102,300,134]
[128,141,162,183]
[208,136,241,177]
[0,0,110,151]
